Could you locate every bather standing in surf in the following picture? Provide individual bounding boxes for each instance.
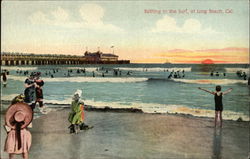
[198,86,233,127]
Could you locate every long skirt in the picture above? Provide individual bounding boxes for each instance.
[4,129,32,154]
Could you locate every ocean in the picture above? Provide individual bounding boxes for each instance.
[1,64,249,121]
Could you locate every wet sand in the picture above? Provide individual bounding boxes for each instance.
[1,107,249,159]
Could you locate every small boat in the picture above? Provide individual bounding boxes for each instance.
[164,59,171,64]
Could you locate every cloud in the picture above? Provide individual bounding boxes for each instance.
[78,4,123,32]
[152,15,217,34]
[52,6,69,22]
[79,4,104,25]
[154,47,249,63]
[195,47,249,53]
[166,49,193,53]
[29,7,69,25]
[29,11,51,25]
[152,16,180,32]
[182,19,201,33]
[28,4,123,32]
[158,47,249,55]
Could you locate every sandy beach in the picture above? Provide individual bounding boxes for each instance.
[0,106,249,159]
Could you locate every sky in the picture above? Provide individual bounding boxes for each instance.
[1,0,249,64]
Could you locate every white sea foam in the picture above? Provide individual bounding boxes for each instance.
[114,67,192,72]
[1,66,38,71]
[83,100,249,121]
[7,75,148,83]
[44,98,72,105]
[64,66,192,72]
[172,78,247,85]
[6,75,28,82]
[225,68,249,74]
[61,100,250,121]
[1,94,21,101]
[65,67,98,72]
[7,75,248,85]
[2,95,248,121]
[1,95,65,117]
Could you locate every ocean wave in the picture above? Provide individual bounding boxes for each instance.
[2,96,248,121]
[1,94,21,101]
[114,67,192,72]
[6,74,248,85]
[5,75,26,81]
[83,100,250,121]
[64,66,192,72]
[44,98,72,105]
[172,78,247,85]
[147,78,171,81]
[1,94,73,105]
[7,75,148,83]
[1,66,38,71]
[1,95,68,118]
[64,67,98,72]
[225,68,249,74]
[53,99,250,121]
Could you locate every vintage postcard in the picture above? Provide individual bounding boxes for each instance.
[1,0,249,159]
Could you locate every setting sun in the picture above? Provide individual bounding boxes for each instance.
[201,59,214,64]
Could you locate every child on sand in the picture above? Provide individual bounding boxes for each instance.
[198,86,233,127]
[4,102,33,159]
[68,90,92,134]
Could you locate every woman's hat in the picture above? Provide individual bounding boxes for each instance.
[74,89,82,97]
[5,102,33,129]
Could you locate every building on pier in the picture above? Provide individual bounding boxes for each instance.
[0,52,130,66]
[84,51,118,62]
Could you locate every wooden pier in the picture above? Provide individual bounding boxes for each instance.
[1,52,130,65]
